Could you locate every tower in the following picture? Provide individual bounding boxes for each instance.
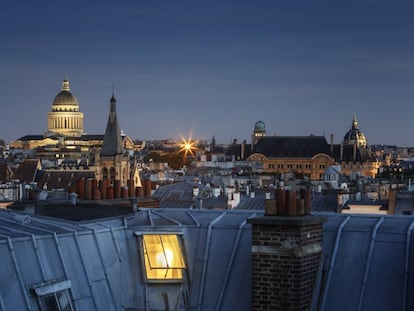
[251,120,266,150]
[99,93,130,189]
[47,79,84,137]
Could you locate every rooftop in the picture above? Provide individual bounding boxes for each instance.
[0,208,412,310]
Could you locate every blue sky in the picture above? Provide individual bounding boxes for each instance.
[1,0,414,146]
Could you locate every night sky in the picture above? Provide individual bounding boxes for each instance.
[2,0,414,146]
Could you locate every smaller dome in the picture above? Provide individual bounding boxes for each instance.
[52,79,79,107]
[343,115,367,148]
[254,121,265,130]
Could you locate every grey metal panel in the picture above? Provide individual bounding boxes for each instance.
[90,280,117,311]
[214,211,256,227]
[96,229,124,309]
[57,235,91,301]
[405,236,414,311]
[13,239,44,284]
[36,236,66,281]
[216,227,252,311]
[190,210,231,226]
[118,229,146,309]
[76,233,106,282]
[324,229,371,310]
[202,227,239,309]
[73,297,97,311]
[361,237,405,310]
[183,226,209,308]
[314,214,414,311]
[0,244,27,311]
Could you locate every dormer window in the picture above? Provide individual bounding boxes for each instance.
[32,280,74,311]
[136,233,186,282]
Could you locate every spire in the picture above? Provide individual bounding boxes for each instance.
[101,93,124,156]
[352,114,358,129]
[62,79,70,91]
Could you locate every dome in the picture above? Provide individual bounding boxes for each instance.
[343,115,367,148]
[254,121,265,130]
[52,79,79,107]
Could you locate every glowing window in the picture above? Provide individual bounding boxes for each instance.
[141,234,186,281]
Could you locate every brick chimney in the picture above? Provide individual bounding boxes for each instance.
[248,189,325,311]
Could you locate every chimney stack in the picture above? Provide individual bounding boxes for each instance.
[248,188,325,310]
[388,189,397,215]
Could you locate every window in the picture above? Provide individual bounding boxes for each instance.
[110,167,115,181]
[139,234,186,281]
[33,280,74,311]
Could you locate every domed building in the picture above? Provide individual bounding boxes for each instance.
[343,115,367,148]
[47,79,84,137]
[251,120,266,146]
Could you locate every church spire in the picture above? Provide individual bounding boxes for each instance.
[101,93,124,156]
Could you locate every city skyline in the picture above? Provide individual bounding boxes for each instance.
[2,1,414,146]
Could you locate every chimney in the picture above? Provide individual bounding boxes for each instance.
[340,143,344,162]
[69,192,78,206]
[248,189,325,310]
[241,141,245,160]
[388,189,397,215]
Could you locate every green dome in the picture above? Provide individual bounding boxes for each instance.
[254,121,265,130]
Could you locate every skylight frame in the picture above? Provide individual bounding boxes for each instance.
[135,232,187,283]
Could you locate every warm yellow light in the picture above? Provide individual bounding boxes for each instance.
[184,142,192,151]
[142,234,185,280]
[179,135,197,157]
[157,248,174,267]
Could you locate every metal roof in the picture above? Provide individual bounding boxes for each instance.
[0,209,413,310]
[312,213,414,311]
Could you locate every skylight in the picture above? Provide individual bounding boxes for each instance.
[140,234,186,281]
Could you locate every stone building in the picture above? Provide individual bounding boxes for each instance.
[97,94,130,187]
[333,115,379,178]
[47,79,84,137]
[10,79,140,154]
[228,118,379,180]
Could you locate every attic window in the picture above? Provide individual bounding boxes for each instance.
[138,234,186,281]
[32,280,74,311]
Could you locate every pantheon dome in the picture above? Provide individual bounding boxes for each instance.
[47,79,84,137]
[343,115,367,148]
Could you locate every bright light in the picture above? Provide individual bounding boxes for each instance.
[179,135,197,157]
[157,248,174,267]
